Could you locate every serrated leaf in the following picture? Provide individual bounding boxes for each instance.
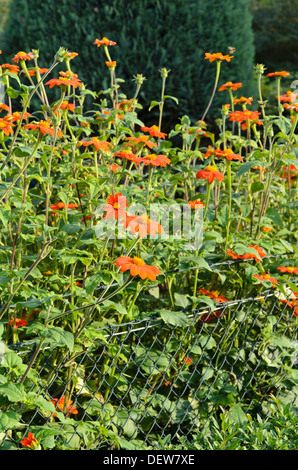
[102,300,127,316]
[40,326,74,352]
[0,411,20,433]
[226,404,248,426]
[0,383,26,403]
[174,293,190,308]
[159,309,189,326]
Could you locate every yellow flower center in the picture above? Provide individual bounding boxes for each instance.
[206,165,217,172]
[113,202,119,209]
[146,154,157,161]
[132,256,145,266]
[39,120,51,128]
[137,214,150,224]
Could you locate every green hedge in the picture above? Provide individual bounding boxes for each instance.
[249,0,298,73]
[3,0,255,129]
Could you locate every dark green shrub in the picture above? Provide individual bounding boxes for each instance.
[249,0,298,73]
[3,0,255,129]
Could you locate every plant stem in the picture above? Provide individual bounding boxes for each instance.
[200,61,221,123]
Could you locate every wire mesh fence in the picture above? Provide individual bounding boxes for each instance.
[1,267,298,450]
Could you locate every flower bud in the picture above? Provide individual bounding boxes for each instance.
[54,47,69,63]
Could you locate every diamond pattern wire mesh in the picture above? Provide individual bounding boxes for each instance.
[1,262,298,449]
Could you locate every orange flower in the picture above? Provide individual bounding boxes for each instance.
[262,226,272,233]
[114,149,143,164]
[0,63,20,74]
[229,110,261,123]
[20,432,39,449]
[105,60,117,68]
[8,111,31,122]
[12,51,34,63]
[45,71,82,89]
[79,137,112,152]
[233,96,253,106]
[194,127,213,139]
[124,135,157,149]
[183,357,193,365]
[50,202,78,211]
[188,199,205,209]
[277,266,298,275]
[140,125,167,139]
[68,203,79,210]
[196,165,225,184]
[282,164,298,181]
[198,288,228,304]
[23,119,63,138]
[122,213,164,238]
[227,245,266,263]
[214,148,243,162]
[279,91,298,103]
[95,109,124,122]
[65,52,79,60]
[94,37,117,47]
[204,52,233,62]
[253,273,278,286]
[218,81,242,92]
[54,100,75,112]
[0,104,10,113]
[0,117,15,136]
[108,163,121,173]
[8,317,28,328]
[266,71,290,78]
[114,256,161,281]
[26,67,49,76]
[283,102,298,113]
[49,394,78,417]
[103,193,128,220]
[203,146,215,159]
[281,300,298,317]
[140,153,171,167]
[252,166,266,172]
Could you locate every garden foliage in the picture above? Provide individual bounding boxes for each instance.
[0,32,297,450]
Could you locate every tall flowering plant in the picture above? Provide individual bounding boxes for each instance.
[0,38,297,449]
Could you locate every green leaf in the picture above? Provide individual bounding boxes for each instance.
[226,404,248,426]
[251,181,264,194]
[235,161,261,178]
[279,239,294,253]
[266,208,283,227]
[2,351,23,370]
[198,334,216,350]
[0,383,26,403]
[102,300,127,316]
[218,204,230,227]
[61,224,81,235]
[149,100,160,111]
[85,273,102,294]
[174,293,190,308]
[0,411,20,433]
[159,309,189,326]
[40,326,74,352]
[164,95,179,105]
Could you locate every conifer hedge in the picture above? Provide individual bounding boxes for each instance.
[2,0,255,128]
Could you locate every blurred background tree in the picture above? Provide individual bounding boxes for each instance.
[0,0,296,132]
[249,0,298,73]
